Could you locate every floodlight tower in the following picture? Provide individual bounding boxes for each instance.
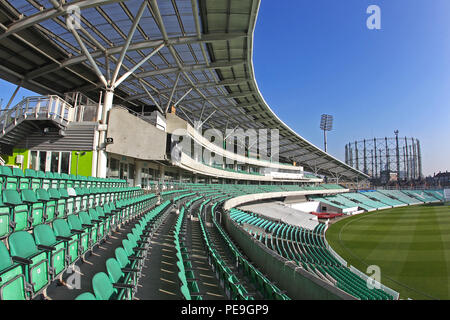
[394,130,400,180]
[320,114,333,153]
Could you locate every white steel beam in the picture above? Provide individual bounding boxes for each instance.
[111,0,148,85]
[139,80,164,114]
[0,0,128,41]
[173,88,193,108]
[165,72,181,113]
[135,60,245,78]
[71,29,108,87]
[198,110,216,129]
[125,78,250,101]
[24,33,245,81]
[113,43,165,89]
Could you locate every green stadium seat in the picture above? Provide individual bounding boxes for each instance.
[46,172,59,189]
[12,168,30,190]
[75,292,96,300]
[96,187,105,206]
[180,283,193,300]
[59,173,70,189]
[105,258,135,300]
[52,218,82,263]
[179,277,202,300]
[77,175,87,188]
[66,174,76,189]
[58,188,74,216]
[87,187,98,208]
[37,171,50,190]
[87,176,96,189]
[74,188,88,211]
[92,272,128,300]
[72,176,80,189]
[0,241,28,300]
[67,214,91,253]
[122,239,145,267]
[8,231,49,298]
[78,211,99,246]
[127,232,148,256]
[227,274,254,300]
[114,246,141,273]
[67,188,79,212]
[3,189,29,232]
[21,189,45,227]
[35,189,56,222]
[92,207,110,235]
[103,203,118,230]
[25,169,41,190]
[0,166,18,190]
[88,208,107,241]
[0,199,12,238]
[48,188,65,219]
[33,224,68,280]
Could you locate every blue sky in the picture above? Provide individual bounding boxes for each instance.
[0,1,448,176]
[253,0,450,176]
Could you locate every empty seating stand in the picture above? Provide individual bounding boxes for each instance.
[75,197,173,300]
[0,241,28,300]
[174,203,203,300]
[213,204,289,300]
[228,208,394,300]
[0,165,144,300]
[0,166,426,300]
[194,197,289,301]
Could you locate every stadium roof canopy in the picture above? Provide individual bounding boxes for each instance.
[0,0,369,181]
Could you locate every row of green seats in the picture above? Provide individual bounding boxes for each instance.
[364,191,405,207]
[0,166,127,192]
[233,211,327,269]
[0,192,155,300]
[175,202,203,300]
[425,190,444,201]
[228,208,395,300]
[215,206,289,300]
[197,199,255,300]
[402,190,438,203]
[0,186,143,239]
[176,193,228,299]
[379,190,422,205]
[76,200,172,300]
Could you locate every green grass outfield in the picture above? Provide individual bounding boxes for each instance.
[326,204,450,300]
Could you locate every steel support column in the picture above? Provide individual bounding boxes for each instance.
[97,89,114,178]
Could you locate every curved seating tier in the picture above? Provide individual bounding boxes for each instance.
[228,208,394,300]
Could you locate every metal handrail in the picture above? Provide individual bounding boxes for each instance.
[0,95,76,133]
[114,105,158,127]
[374,186,440,191]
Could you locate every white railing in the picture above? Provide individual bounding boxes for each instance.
[375,186,441,191]
[323,225,400,299]
[323,226,348,267]
[349,265,400,300]
[0,95,76,133]
[185,124,301,171]
[327,243,349,266]
[268,171,305,180]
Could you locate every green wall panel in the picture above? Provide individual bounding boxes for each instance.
[4,148,29,170]
[70,151,93,176]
